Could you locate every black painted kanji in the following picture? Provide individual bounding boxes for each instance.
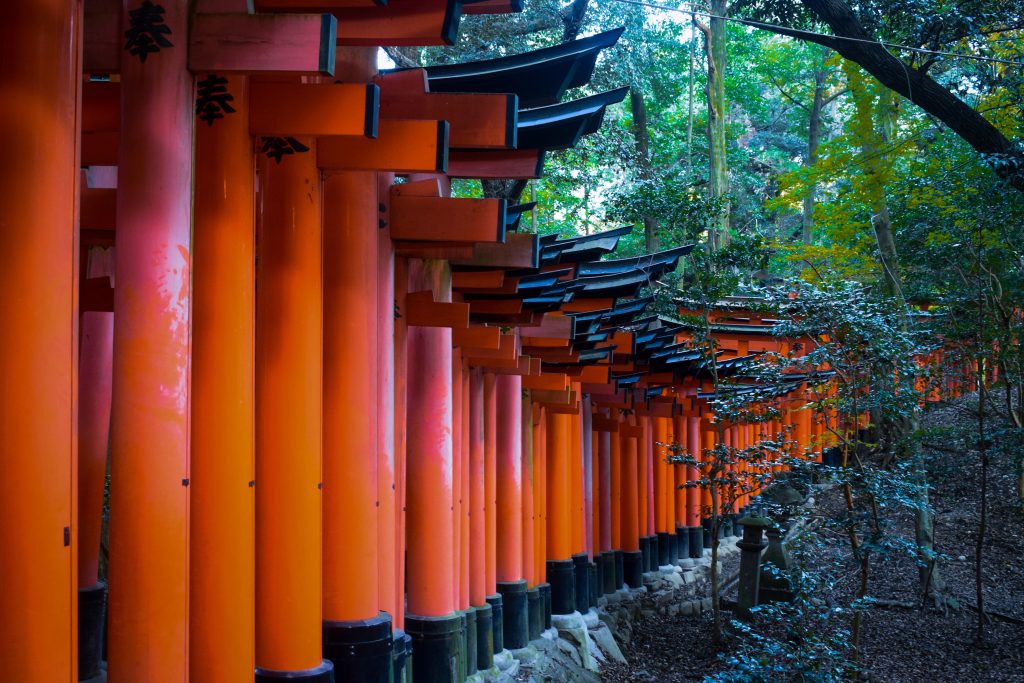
[261,137,311,164]
[124,0,173,63]
[196,75,236,126]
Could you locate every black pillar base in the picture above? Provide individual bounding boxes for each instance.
[599,551,616,594]
[646,536,658,571]
[731,513,743,536]
[588,562,599,608]
[701,518,712,549]
[656,531,672,566]
[485,593,503,653]
[688,526,704,558]
[639,536,650,572]
[613,550,625,589]
[323,612,393,683]
[497,580,528,650]
[463,609,477,677]
[538,582,552,630]
[623,550,643,589]
[79,582,107,681]
[572,553,590,613]
[406,612,461,683]
[526,587,543,640]
[546,559,576,615]
[719,517,730,538]
[454,611,467,681]
[256,661,334,682]
[676,526,690,561]
[473,603,493,672]
[392,629,411,683]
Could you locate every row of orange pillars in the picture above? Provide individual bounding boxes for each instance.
[0,1,974,683]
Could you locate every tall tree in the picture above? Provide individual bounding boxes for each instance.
[695,0,732,251]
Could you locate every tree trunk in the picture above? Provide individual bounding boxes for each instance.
[749,0,1024,191]
[698,1,730,251]
[630,86,659,252]
[801,50,828,245]
[561,0,590,42]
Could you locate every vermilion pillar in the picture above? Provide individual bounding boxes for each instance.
[78,304,113,589]
[569,401,589,614]
[597,426,614,593]
[533,405,550,627]
[377,206,399,642]
[637,417,651,570]
[322,171,392,678]
[0,3,80,679]
[621,422,642,588]
[653,417,670,567]
[545,411,575,614]
[673,415,689,561]
[108,0,194,677]
[522,395,542,640]
[406,259,460,680]
[496,374,528,647]
[191,74,255,683]
[254,141,331,682]
[685,415,703,559]
[700,416,716,550]
[468,367,493,671]
[581,397,595,611]
[483,372,502,651]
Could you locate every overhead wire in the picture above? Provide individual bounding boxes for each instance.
[604,0,1024,68]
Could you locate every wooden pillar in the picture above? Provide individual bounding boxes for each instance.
[191,74,255,683]
[621,419,641,588]
[393,254,409,634]
[108,0,194,677]
[545,411,575,613]
[522,395,536,586]
[582,397,595,559]
[570,404,584,556]
[0,1,80,677]
[254,141,331,680]
[459,360,471,610]
[598,429,612,553]
[405,259,461,679]
[496,375,524,581]
[610,421,622,550]
[469,368,487,607]
[377,211,399,632]
[484,372,498,597]
[322,170,391,672]
[685,414,702,558]
[496,374,527,647]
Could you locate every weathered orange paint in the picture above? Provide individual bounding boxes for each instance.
[377,214,399,625]
[461,361,472,609]
[254,141,325,672]
[522,395,536,586]
[570,401,584,555]
[78,307,113,590]
[685,416,701,528]
[190,73,255,683]
[406,259,455,618]
[673,415,687,530]
[663,418,676,536]
[496,374,523,581]
[638,416,650,538]
[610,420,622,549]
[393,252,409,631]
[654,417,668,533]
[108,0,194,676]
[452,351,465,603]
[0,0,80,675]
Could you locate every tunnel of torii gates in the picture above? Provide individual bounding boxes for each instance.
[0,1,971,682]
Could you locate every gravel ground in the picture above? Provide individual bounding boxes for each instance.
[602,395,1024,682]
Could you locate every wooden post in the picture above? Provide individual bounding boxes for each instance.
[685,414,703,560]
[254,140,332,682]
[621,418,642,588]
[673,414,689,561]
[495,374,527,647]
[191,73,256,683]
[0,2,80,676]
[405,259,461,682]
[545,411,575,614]
[108,0,194,677]
[322,170,393,677]
[469,366,493,671]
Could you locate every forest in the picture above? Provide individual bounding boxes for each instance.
[389,1,1024,680]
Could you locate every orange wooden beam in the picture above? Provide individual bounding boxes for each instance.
[453,325,502,350]
[447,148,545,179]
[190,13,338,74]
[318,120,449,173]
[449,232,537,269]
[250,82,376,136]
[389,193,506,243]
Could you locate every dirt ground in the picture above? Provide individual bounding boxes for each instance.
[601,395,1024,682]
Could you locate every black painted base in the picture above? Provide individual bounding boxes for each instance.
[256,660,334,682]
[485,593,504,653]
[613,550,624,589]
[588,562,599,608]
[497,581,528,650]
[639,536,651,572]
[646,536,658,571]
[406,613,461,683]
[720,516,732,538]
[392,629,411,683]
[669,530,680,561]
[688,526,704,558]
[527,586,543,640]
[656,531,672,566]
[454,611,467,681]
[463,608,477,676]
[599,551,616,595]
[701,518,712,549]
[730,513,743,536]
[623,550,643,588]
[538,582,552,629]
[79,582,107,681]
[473,603,494,672]
[546,559,576,615]
[572,553,590,613]
[676,526,690,561]
[323,612,393,683]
